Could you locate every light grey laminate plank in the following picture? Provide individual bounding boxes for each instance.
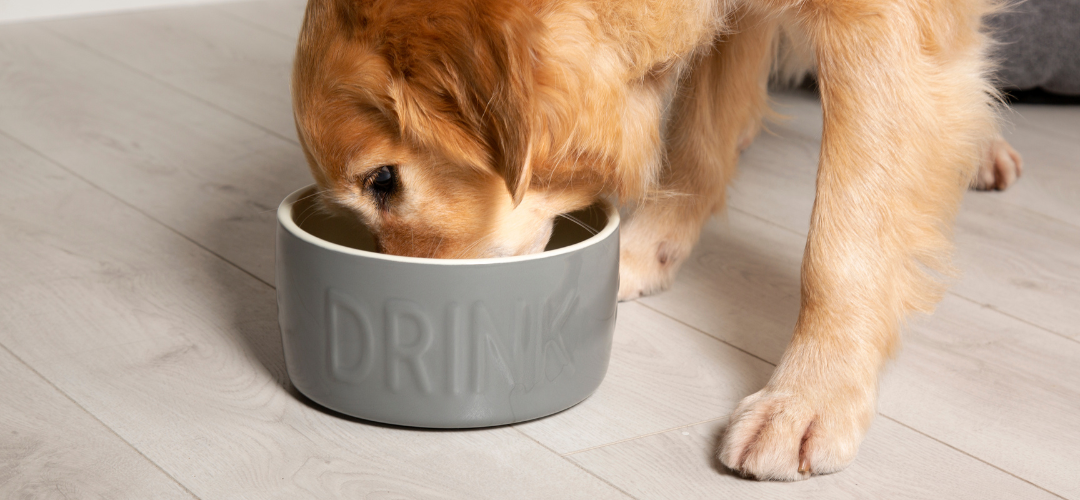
[214,0,307,39]
[880,294,1080,500]
[0,22,303,285]
[44,4,299,142]
[568,417,1060,500]
[0,346,196,500]
[992,108,1080,228]
[950,195,1080,342]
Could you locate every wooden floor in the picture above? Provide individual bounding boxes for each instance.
[1,2,1078,498]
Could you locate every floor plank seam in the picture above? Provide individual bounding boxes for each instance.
[0,342,203,500]
[39,24,302,148]
[1002,110,1079,144]
[994,196,1080,235]
[725,204,807,238]
[0,128,275,292]
[880,415,1069,500]
[947,293,1080,345]
[558,415,729,458]
[510,427,642,500]
[637,302,777,368]
[212,2,299,41]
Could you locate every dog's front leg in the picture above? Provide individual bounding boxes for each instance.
[718,0,998,480]
[619,10,776,300]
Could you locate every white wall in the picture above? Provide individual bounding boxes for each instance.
[0,0,239,24]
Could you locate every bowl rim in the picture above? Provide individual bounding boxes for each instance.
[278,184,620,266]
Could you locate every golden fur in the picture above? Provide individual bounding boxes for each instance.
[293,0,1021,480]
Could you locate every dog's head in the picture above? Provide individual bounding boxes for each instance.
[292,0,592,258]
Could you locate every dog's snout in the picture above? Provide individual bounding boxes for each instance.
[485,247,513,258]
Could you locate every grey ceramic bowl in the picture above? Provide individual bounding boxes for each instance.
[276,185,619,428]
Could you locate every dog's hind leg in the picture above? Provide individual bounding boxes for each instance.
[718,0,999,480]
[617,9,778,301]
[972,134,1023,190]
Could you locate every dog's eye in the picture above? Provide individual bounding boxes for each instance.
[365,165,397,209]
[371,166,394,190]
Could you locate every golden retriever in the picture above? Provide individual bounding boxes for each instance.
[292,0,1022,480]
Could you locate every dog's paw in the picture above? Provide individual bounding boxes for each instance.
[972,136,1023,191]
[617,238,690,301]
[717,388,873,481]
[737,120,762,152]
[616,202,708,301]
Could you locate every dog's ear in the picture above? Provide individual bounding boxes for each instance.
[471,1,540,207]
[381,0,541,206]
[298,0,374,39]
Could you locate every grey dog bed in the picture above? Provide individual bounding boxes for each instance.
[988,0,1080,95]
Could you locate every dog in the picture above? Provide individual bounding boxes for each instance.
[292,0,1022,480]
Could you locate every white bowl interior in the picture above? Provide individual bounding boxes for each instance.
[290,188,612,257]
